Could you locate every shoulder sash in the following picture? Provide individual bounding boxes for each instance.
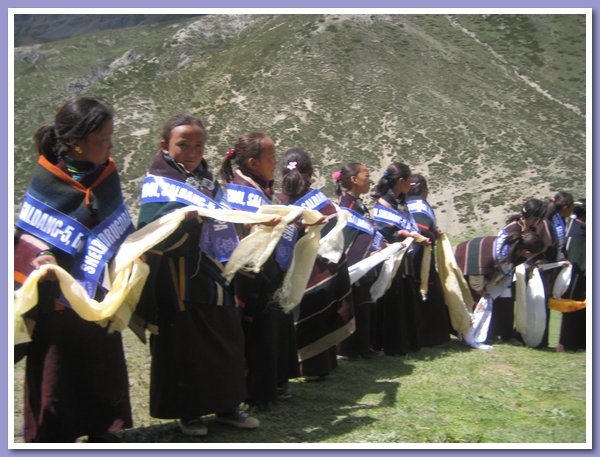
[17,192,133,299]
[142,174,239,263]
[373,203,418,232]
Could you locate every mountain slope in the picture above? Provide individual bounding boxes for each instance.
[13,14,586,240]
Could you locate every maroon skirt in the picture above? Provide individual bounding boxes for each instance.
[24,309,132,442]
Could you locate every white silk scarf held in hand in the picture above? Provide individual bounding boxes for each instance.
[348,241,404,285]
[14,205,295,345]
[436,233,474,337]
[369,238,414,302]
[466,274,513,348]
[514,263,546,348]
[419,244,432,300]
[317,204,349,263]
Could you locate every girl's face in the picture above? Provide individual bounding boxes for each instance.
[75,120,114,165]
[351,164,370,195]
[249,136,276,181]
[161,123,206,172]
[392,175,411,196]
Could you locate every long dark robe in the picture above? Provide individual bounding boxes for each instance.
[406,195,451,347]
[373,192,422,355]
[558,218,586,351]
[336,193,379,357]
[536,216,564,348]
[136,153,245,419]
[230,169,299,407]
[20,156,132,442]
[278,190,354,377]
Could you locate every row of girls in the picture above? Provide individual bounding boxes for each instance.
[14,96,580,444]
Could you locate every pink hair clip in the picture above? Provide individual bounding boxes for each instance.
[331,171,342,182]
[225,149,235,159]
[286,161,298,171]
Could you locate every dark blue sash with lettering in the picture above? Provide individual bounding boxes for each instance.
[493,228,510,263]
[17,193,134,299]
[344,208,384,252]
[372,203,419,233]
[141,175,239,263]
[550,213,566,258]
[226,183,270,212]
[293,189,331,212]
[407,199,436,224]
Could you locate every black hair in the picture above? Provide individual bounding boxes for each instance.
[500,229,545,266]
[407,174,428,197]
[159,113,205,152]
[219,132,271,183]
[280,148,313,200]
[334,162,364,196]
[371,162,411,200]
[547,191,574,218]
[505,198,547,224]
[34,97,113,163]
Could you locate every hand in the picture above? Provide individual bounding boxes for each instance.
[185,210,200,222]
[302,216,327,227]
[410,232,431,245]
[146,323,159,335]
[31,254,58,281]
[261,216,282,227]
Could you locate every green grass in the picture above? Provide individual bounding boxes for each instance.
[12,310,586,444]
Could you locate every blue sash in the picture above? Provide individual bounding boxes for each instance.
[407,198,436,224]
[344,208,384,252]
[226,183,270,212]
[550,213,566,258]
[142,175,239,262]
[17,193,134,299]
[226,182,296,270]
[373,203,418,232]
[493,228,510,263]
[293,189,331,211]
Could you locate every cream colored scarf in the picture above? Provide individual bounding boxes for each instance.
[436,233,474,337]
[14,205,310,344]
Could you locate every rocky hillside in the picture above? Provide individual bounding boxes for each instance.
[13,14,586,241]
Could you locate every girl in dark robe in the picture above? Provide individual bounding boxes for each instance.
[371,162,431,356]
[333,162,383,359]
[219,132,300,410]
[406,174,451,347]
[557,198,586,352]
[16,97,132,442]
[136,114,258,436]
[276,148,354,380]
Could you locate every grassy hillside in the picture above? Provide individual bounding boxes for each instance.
[13,14,586,241]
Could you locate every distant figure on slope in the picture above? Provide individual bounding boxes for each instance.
[406,174,451,347]
[220,132,300,410]
[371,162,430,356]
[135,114,258,437]
[334,162,384,360]
[277,148,355,380]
